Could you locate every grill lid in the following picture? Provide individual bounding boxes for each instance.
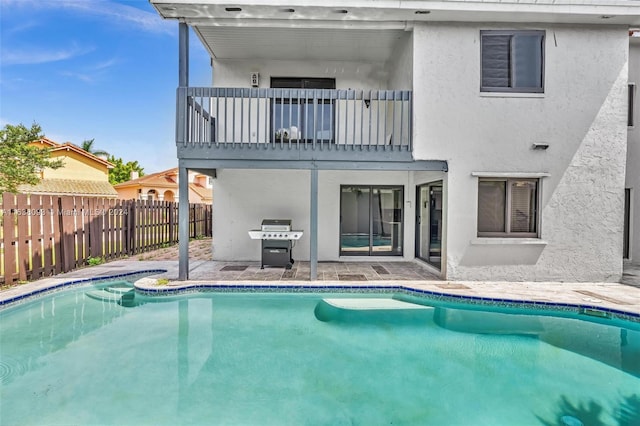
[261,219,292,231]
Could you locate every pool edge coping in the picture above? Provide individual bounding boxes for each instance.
[1,270,639,324]
[132,278,640,323]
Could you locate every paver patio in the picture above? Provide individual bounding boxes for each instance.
[2,238,640,317]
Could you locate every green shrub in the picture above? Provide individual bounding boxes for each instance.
[87,256,103,266]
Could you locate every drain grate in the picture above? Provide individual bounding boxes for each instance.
[338,274,368,281]
[220,265,249,272]
[371,265,390,275]
[281,269,297,279]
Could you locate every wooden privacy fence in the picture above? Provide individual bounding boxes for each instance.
[0,193,212,285]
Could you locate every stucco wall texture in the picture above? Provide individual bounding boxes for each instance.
[210,23,630,282]
[413,24,628,281]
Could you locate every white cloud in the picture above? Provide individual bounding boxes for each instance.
[92,58,118,71]
[2,20,39,36]
[58,57,119,83]
[1,0,173,35]
[60,71,95,83]
[0,44,93,65]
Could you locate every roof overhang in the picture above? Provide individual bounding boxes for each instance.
[151,1,640,61]
[151,1,640,26]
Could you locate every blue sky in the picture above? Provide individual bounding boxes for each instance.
[0,0,211,173]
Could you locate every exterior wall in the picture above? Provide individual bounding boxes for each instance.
[211,169,444,262]
[413,23,629,281]
[387,32,413,90]
[115,187,140,200]
[211,169,309,261]
[211,59,402,146]
[44,151,109,181]
[212,59,388,89]
[628,41,640,264]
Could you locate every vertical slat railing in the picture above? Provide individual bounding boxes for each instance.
[180,87,412,150]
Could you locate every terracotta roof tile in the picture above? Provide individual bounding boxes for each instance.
[114,167,178,188]
[190,183,212,201]
[19,179,118,198]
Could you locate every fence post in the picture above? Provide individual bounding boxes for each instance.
[2,193,16,285]
[16,194,29,282]
[59,196,76,272]
[168,201,175,244]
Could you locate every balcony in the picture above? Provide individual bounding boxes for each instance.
[176,87,416,167]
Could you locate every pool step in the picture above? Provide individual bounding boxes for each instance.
[86,288,136,306]
[86,289,122,302]
[104,285,134,295]
[315,297,434,323]
[322,298,432,311]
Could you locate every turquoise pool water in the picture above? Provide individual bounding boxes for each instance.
[341,234,391,248]
[1,283,639,425]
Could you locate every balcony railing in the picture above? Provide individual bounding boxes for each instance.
[177,87,412,152]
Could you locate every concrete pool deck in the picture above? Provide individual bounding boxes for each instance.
[2,256,640,318]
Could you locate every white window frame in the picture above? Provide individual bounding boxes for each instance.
[477,177,540,238]
[480,30,545,94]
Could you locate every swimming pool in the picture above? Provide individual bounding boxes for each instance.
[1,280,639,425]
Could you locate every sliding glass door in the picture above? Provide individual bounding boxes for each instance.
[416,182,442,269]
[340,186,403,256]
[624,188,630,260]
[271,78,335,143]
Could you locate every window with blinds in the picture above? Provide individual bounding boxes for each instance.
[478,178,539,237]
[481,30,545,93]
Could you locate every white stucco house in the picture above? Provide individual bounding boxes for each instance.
[150,0,640,281]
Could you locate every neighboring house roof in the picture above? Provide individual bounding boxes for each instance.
[114,167,212,203]
[46,141,114,169]
[190,182,212,201]
[114,167,178,189]
[32,137,58,148]
[19,179,118,198]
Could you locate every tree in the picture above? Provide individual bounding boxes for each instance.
[107,155,144,185]
[80,138,109,157]
[0,123,64,194]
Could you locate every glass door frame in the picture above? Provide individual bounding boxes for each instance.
[339,185,404,257]
[415,181,443,270]
[624,188,631,260]
[270,77,336,144]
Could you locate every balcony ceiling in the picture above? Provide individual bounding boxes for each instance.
[151,1,640,60]
[196,26,407,60]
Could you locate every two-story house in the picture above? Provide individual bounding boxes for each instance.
[150,0,640,281]
[21,138,117,198]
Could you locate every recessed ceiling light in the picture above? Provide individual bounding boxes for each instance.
[334,9,348,14]
[225,7,242,12]
[415,10,430,14]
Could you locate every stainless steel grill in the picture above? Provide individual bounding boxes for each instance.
[248,219,303,269]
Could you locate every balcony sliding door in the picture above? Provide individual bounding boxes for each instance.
[271,78,335,143]
[340,185,403,256]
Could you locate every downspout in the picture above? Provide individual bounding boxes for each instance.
[178,21,190,280]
